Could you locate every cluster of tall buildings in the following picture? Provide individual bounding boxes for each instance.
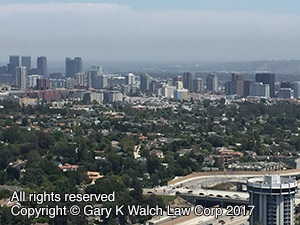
[0,55,48,89]
[0,55,96,90]
[135,72,220,100]
[139,72,202,100]
[225,72,299,99]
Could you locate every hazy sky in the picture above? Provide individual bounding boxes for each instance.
[1,0,300,64]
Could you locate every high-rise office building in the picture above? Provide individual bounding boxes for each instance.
[232,73,244,96]
[293,81,300,99]
[65,58,75,78]
[174,89,188,100]
[37,56,48,78]
[255,73,275,97]
[27,75,42,87]
[74,57,82,74]
[225,81,236,95]
[65,57,82,78]
[9,55,19,66]
[173,75,183,86]
[250,82,270,98]
[8,55,20,82]
[16,66,26,89]
[247,175,298,225]
[244,80,254,96]
[183,72,195,92]
[21,56,31,72]
[278,88,294,99]
[125,73,135,85]
[193,78,204,93]
[0,66,7,75]
[93,75,107,89]
[75,72,86,86]
[175,81,183,90]
[140,73,151,91]
[162,85,176,98]
[150,80,161,92]
[37,78,50,90]
[206,74,218,91]
[66,78,76,89]
[86,66,105,88]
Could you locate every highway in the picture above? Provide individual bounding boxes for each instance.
[167,169,300,187]
[154,209,250,225]
[145,171,300,225]
[176,212,249,225]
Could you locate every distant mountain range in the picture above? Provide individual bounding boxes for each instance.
[203,60,300,75]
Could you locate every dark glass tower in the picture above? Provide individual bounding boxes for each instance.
[255,73,275,97]
[65,57,82,78]
[8,55,20,82]
[37,56,48,78]
[183,72,195,92]
[21,56,31,72]
[140,73,151,91]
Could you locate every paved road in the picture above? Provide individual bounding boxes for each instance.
[174,209,249,225]
[168,169,300,186]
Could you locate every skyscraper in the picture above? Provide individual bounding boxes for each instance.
[244,80,254,96]
[175,81,183,90]
[225,81,236,95]
[8,55,20,82]
[183,72,195,92]
[293,81,300,99]
[140,73,151,91]
[86,66,106,89]
[125,73,135,85]
[65,57,82,78]
[278,88,294,99]
[206,74,218,91]
[250,82,270,98]
[247,175,298,225]
[16,66,26,89]
[74,57,82,73]
[21,56,31,72]
[193,78,204,93]
[9,55,19,67]
[232,73,244,96]
[255,73,275,97]
[75,73,86,86]
[37,56,48,78]
[37,78,50,90]
[173,76,183,86]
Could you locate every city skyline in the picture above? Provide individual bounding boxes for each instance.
[1,1,300,64]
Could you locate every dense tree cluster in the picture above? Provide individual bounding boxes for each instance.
[0,99,300,224]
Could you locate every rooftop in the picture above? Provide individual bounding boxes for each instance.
[247,174,297,189]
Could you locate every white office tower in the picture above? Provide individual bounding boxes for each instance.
[86,66,103,88]
[249,82,270,98]
[247,175,298,225]
[16,66,26,89]
[162,86,176,98]
[206,74,218,91]
[293,81,300,99]
[125,73,135,85]
[27,75,42,87]
[75,72,86,86]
